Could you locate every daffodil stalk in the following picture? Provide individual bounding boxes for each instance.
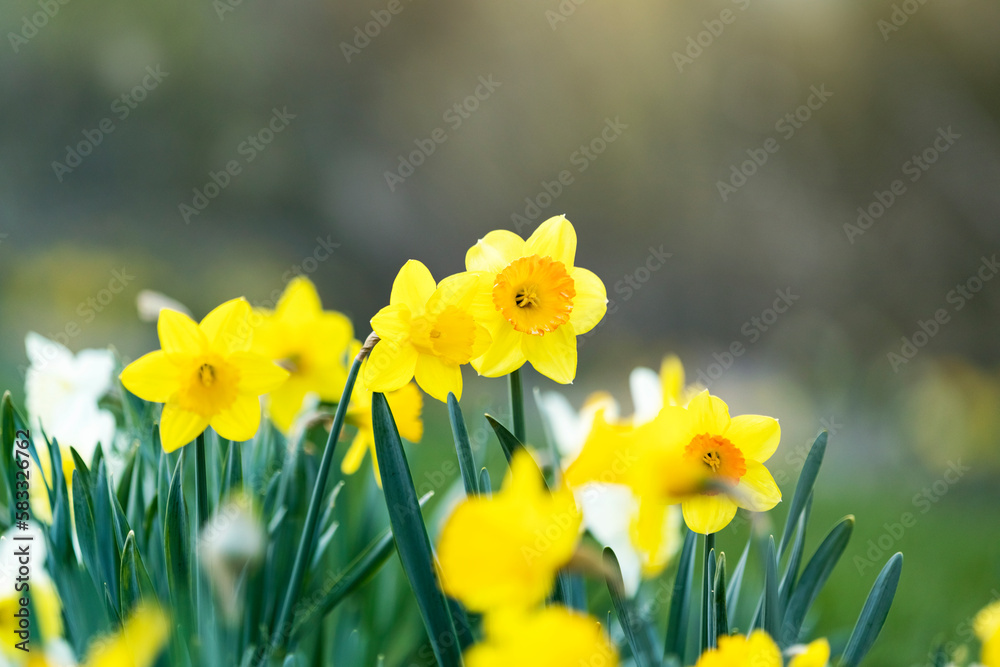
[268,335,371,657]
[508,368,526,444]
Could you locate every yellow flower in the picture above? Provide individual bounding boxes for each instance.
[465,606,618,667]
[436,450,581,611]
[365,260,490,402]
[251,277,354,433]
[120,298,289,452]
[464,215,607,384]
[0,579,62,662]
[83,605,170,667]
[788,638,831,667]
[976,599,1000,667]
[343,351,423,486]
[693,630,781,667]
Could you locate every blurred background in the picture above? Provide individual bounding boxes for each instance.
[2,0,999,663]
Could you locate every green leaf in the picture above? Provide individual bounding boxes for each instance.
[164,453,192,621]
[446,393,479,496]
[762,536,780,640]
[664,528,697,661]
[223,438,244,499]
[72,469,104,598]
[94,458,122,616]
[120,530,157,614]
[841,552,903,667]
[703,538,716,652]
[725,532,752,617]
[605,547,658,667]
[478,468,492,497]
[485,413,525,465]
[778,431,827,558]
[0,392,17,520]
[372,392,461,667]
[782,515,854,645]
[778,493,812,624]
[714,552,728,638]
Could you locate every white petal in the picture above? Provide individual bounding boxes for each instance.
[629,366,663,425]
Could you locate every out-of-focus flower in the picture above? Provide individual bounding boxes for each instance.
[251,277,354,433]
[693,630,781,667]
[436,450,581,611]
[136,289,192,322]
[365,260,489,402]
[81,605,170,667]
[976,599,1000,667]
[344,344,423,485]
[198,494,266,623]
[120,298,289,452]
[464,606,618,667]
[787,638,831,667]
[537,388,681,596]
[0,523,63,663]
[464,215,607,384]
[627,354,702,421]
[24,332,116,522]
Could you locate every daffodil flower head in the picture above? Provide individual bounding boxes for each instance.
[975,599,1000,667]
[365,260,490,402]
[251,277,354,433]
[693,630,782,667]
[436,450,582,612]
[83,604,170,667]
[465,215,607,384]
[464,605,618,667]
[120,298,290,452]
[787,638,831,667]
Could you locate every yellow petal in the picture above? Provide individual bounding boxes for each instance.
[231,351,290,394]
[365,340,419,393]
[389,260,436,314]
[524,327,577,384]
[567,267,606,335]
[465,230,525,274]
[426,272,481,314]
[525,215,576,268]
[660,355,685,406]
[735,460,782,512]
[686,390,731,435]
[471,321,527,378]
[266,379,309,433]
[85,604,171,667]
[681,494,738,535]
[275,276,322,322]
[386,382,424,442]
[631,499,676,577]
[788,638,831,667]
[210,393,262,442]
[726,415,780,463]
[120,351,180,403]
[159,403,209,452]
[341,431,371,475]
[370,303,412,343]
[414,354,462,403]
[158,308,206,355]
[201,297,253,353]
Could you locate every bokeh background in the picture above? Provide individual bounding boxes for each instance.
[2,0,999,664]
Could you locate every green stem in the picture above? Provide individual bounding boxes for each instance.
[702,532,716,652]
[508,368,526,444]
[269,354,362,656]
[195,432,209,527]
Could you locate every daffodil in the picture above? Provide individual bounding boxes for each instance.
[365,260,490,402]
[787,638,831,667]
[120,298,289,452]
[976,599,1000,667]
[436,450,581,611]
[628,354,702,421]
[81,605,170,667]
[464,215,607,384]
[464,606,618,667]
[251,277,354,433]
[344,350,423,486]
[693,631,781,667]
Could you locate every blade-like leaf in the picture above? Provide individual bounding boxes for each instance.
[120,530,157,614]
[778,431,827,557]
[665,529,697,660]
[779,493,812,619]
[782,515,855,644]
[762,537,780,639]
[605,547,658,667]
[485,414,525,465]
[841,552,903,667]
[714,552,728,638]
[72,469,104,598]
[164,453,192,625]
[222,438,243,499]
[372,392,461,667]
[725,532,752,617]
[478,468,492,497]
[446,393,479,496]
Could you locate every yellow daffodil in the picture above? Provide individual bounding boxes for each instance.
[251,277,354,433]
[120,298,289,452]
[464,215,607,384]
[976,599,1000,667]
[628,354,702,421]
[344,352,423,486]
[787,638,831,667]
[465,606,618,667]
[693,630,781,667]
[436,450,581,611]
[365,260,490,402]
[82,605,170,667]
